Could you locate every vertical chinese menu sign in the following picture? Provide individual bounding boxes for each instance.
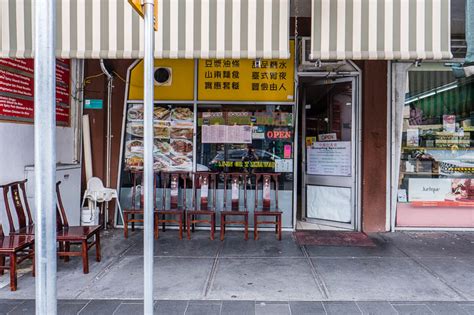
[0,58,70,125]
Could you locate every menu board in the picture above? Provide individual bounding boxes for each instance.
[202,125,252,144]
[124,104,194,171]
[307,141,351,176]
[0,58,70,125]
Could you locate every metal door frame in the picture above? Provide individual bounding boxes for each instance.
[299,71,361,231]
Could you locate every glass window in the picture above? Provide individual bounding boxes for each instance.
[396,65,474,227]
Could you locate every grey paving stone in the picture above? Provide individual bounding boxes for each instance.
[185,303,221,315]
[313,257,460,300]
[458,303,474,315]
[221,300,255,315]
[356,301,398,315]
[0,300,23,315]
[6,300,35,315]
[417,258,474,300]
[289,301,325,315]
[78,300,122,315]
[154,300,188,315]
[221,233,303,258]
[305,241,406,258]
[427,302,470,315]
[57,301,90,315]
[255,302,290,315]
[392,304,434,315]
[208,258,324,300]
[113,302,143,315]
[323,302,361,315]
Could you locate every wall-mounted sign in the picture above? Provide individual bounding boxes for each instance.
[307,141,351,176]
[266,129,292,140]
[0,58,70,125]
[409,178,474,205]
[84,99,103,110]
[197,41,295,102]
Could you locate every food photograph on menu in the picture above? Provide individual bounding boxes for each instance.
[124,104,194,172]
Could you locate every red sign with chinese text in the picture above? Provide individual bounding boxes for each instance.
[0,58,70,125]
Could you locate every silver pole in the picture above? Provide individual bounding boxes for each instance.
[143,0,155,313]
[34,0,57,314]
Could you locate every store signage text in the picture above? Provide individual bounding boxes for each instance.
[214,161,276,168]
[266,130,292,140]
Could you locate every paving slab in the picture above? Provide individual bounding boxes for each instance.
[304,243,406,258]
[220,233,303,258]
[185,301,221,315]
[289,301,326,315]
[221,300,255,315]
[125,232,222,257]
[313,257,461,301]
[382,232,474,258]
[458,303,474,314]
[255,302,290,315]
[392,303,434,314]
[426,302,470,314]
[417,257,474,300]
[78,300,122,315]
[0,300,23,315]
[76,256,213,300]
[154,300,188,315]
[208,257,323,300]
[113,302,143,314]
[323,301,361,314]
[356,301,398,315]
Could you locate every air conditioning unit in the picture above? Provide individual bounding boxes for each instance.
[154,67,172,86]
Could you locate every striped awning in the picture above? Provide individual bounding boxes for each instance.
[0,0,290,59]
[311,0,453,60]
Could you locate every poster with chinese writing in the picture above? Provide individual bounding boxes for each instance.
[307,142,351,176]
[0,58,70,125]
[197,41,294,102]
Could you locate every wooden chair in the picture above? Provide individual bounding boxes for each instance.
[0,224,34,291]
[253,173,282,240]
[186,172,218,240]
[123,170,158,239]
[56,182,101,274]
[1,180,35,236]
[220,173,249,241]
[155,171,189,240]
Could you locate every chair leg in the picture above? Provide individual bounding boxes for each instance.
[277,214,282,241]
[95,232,102,262]
[254,214,258,240]
[0,255,5,276]
[31,245,35,277]
[81,240,89,274]
[9,253,17,291]
[186,213,191,240]
[64,242,71,262]
[178,213,183,240]
[162,214,166,231]
[131,214,135,231]
[244,214,249,241]
[124,213,129,238]
[154,212,158,239]
[58,242,64,260]
[220,214,225,241]
[210,214,215,241]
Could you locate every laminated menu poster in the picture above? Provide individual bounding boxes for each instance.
[307,141,351,176]
[0,58,70,125]
[124,104,194,171]
[202,125,252,144]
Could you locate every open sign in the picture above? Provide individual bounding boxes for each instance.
[266,130,292,139]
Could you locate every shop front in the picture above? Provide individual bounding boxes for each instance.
[117,43,297,229]
[391,62,474,229]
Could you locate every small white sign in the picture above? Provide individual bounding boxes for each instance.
[275,159,293,173]
[408,178,452,202]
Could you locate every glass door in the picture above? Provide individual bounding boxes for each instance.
[302,78,357,229]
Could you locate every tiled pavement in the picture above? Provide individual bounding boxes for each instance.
[0,230,473,313]
[1,299,474,314]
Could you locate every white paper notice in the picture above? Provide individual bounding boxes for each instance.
[307,141,351,176]
[202,125,251,144]
[275,159,293,172]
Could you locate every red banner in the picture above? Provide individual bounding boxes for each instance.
[0,58,70,125]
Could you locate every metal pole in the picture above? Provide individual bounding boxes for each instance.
[34,0,57,314]
[143,0,155,313]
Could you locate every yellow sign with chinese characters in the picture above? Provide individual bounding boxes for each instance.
[128,59,195,101]
[197,41,294,102]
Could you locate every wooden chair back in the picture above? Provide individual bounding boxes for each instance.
[161,171,190,210]
[1,180,34,234]
[254,173,280,211]
[56,181,69,229]
[129,170,157,210]
[192,172,218,211]
[223,173,248,211]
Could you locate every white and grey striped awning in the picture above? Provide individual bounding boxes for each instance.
[311,0,453,60]
[0,0,290,59]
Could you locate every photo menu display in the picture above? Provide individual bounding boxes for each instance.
[124,104,194,172]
